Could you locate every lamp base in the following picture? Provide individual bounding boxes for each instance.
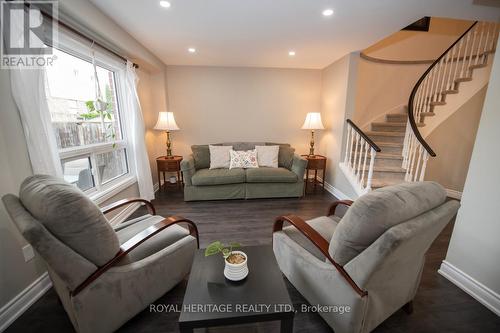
[309,130,315,156]
[166,131,173,158]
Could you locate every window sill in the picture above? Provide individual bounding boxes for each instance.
[89,176,137,205]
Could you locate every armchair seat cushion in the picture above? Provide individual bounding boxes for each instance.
[191,168,246,186]
[282,215,340,259]
[246,167,298,183]
[115,214,190,264]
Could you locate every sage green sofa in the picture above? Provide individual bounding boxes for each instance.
[181,142,307,201]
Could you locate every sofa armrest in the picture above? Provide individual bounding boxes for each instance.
[180,155,196,186]
[291,154,308,180]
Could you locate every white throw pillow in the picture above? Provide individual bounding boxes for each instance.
[229,149,259,169]
[209,145,233,169]
[255,145,279,168]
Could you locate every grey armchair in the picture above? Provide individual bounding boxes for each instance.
[2,175,199,333]
[273,181,460,333]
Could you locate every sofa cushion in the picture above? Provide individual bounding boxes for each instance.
[256,145,279,168]
[191,145,211,170]
[191,168,246,186]
[246,167,298,183]
[329,181,447,266]
[222,142,265,151]
[283,215,340,260]
[19,175,120,267]
[266,143,295,169]
[229,149,258,169]
[209,145,233,169]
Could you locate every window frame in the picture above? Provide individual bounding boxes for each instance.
[46,33,137,202]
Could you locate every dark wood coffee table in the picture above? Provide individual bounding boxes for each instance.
[179,245,294,332]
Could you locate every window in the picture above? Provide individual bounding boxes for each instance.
[45,48,130,194]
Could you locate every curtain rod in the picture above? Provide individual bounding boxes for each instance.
[23,1,139,69]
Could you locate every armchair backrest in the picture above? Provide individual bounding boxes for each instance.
[329,181,448,266]
[2,175,121,290]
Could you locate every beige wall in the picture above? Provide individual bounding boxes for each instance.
[441,35,500,310]
[353,58,427,130]
[318,53,359,199]
[164,66,322,158]
[425,86,487,192]
[364,17,472,62]
[0,68,47,308]
[0,0,168,312]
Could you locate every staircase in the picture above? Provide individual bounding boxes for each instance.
[340,21,499,196]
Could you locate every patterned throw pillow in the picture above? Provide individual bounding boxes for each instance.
[229,149,259,169]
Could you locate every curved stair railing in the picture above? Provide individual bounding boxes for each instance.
[339,119,381,194]
[403,21,499,181]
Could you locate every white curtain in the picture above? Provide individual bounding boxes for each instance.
[9,13,62,176]
[123,61,155,200]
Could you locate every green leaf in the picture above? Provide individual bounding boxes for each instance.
[106,113,112,120]
[205,241,223,257]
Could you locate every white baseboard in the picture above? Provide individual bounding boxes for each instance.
[0,272,52,332]
[446,189,462,200]
[319,178,352,200]
[439,260,500,316]
[108,202,141,225]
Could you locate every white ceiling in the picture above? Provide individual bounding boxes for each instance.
[90,0,500,69]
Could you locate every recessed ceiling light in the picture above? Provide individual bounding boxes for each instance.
[159,1,171,8]
[188,48,196,53]
[322,9,334,16]
[288,51,296,56]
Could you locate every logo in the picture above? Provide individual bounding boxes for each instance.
[1,0,58,68]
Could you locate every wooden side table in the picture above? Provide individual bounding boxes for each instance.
[301,155,327,193]
[156,156,183,190]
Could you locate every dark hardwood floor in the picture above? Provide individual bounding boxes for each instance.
[6,187,500,333]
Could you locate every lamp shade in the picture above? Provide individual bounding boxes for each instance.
[301,112,324,130]
[154,112,180,131]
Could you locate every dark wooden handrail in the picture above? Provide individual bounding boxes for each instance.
[407,21,478,157]
[346,119,381,152]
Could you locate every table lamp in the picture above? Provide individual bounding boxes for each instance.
[301,112,324,156]
[154,112,180,158]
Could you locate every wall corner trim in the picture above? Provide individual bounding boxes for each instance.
[322,179,353,201]
[438,260,500,316]
[445,188,462,200]
[108,202,141,225]
[0,272,52,332]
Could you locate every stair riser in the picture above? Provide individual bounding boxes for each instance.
[371,124,406,132]
[351,156,403,168]
[369,171,406,181]
[371,135,405,143]
[352,145,403,155]
[374,158,403,168]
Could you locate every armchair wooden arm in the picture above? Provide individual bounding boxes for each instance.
[274,215,367,297]
[101,198,156,216]
[327,200,353,217]
[71,216,199,296]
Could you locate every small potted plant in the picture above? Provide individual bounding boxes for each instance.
[205,241,248,281]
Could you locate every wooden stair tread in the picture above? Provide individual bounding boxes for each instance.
[372,121,406,126]
[455,77,472,82]
[352,152,403,160]
[429,101,446,106]
[371,179,404,189]
[469,63,487,69]
[420,111,435,117]
[355,166,406,173]
[366,131,405,137]
[442,89,459,94]
[375,142,404,148]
